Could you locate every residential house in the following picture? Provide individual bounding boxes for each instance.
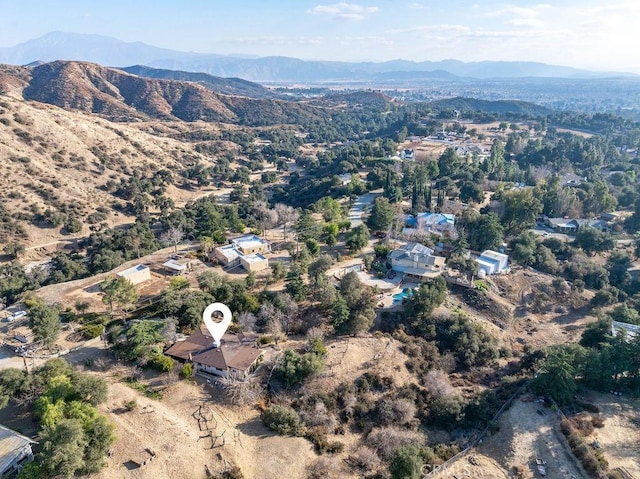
[400,149,415,160]
[475,250,509,276]
[546,218,580,234]
[561,173,585,187]
[165,325,263,379]
[545,217,610,234]
[388,242,446,280]
[337,173,353,186]
[116,264,151,285]
[0,424,36,477]
[239,253,269,272]
[404,213,456,238]
[213,235,270,271]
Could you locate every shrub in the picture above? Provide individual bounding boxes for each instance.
[180,363,194,380]
[367,426,425,460]
[124,399,137,411]
[261,405,305,436]
[149,354,174,372]
[79,324,105,339]
[221,466,245,479]
[305,430,344,454]
[389,445,423,479]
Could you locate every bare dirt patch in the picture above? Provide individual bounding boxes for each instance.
[479,399,587,479]
[90,374,317,479]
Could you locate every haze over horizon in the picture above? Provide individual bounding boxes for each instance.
[2,0,639,74]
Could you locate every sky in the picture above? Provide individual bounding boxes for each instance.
[1,0,639,73]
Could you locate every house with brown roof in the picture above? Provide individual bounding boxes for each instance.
[165,324,263,379]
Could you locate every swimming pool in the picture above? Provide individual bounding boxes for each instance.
[392,288,414,302]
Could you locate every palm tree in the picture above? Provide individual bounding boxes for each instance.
[200,236,214,262]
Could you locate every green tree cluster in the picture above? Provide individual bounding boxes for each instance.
[0,359,113,479]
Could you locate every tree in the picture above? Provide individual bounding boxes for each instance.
[39,418,87,478]
[403,276,447,334]
[531,346,580,405]
[389,445,423,479]
[459,181,484,204]
[574,227,614,256]
[367,197,395,232]
[26,297,61,349]
[285,264,307,301]
[275,203,300,240]
[500,189,543,235]
[100,277,139,316]
[467,213,504,252]
[346,224,370,252]
[4,242,25,260]
[308,254,333,286]
[160,227,183,253]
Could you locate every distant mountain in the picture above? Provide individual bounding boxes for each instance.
[119,65,275,99]
[0,31,205,68]
[0,32,634,83]
[428,97,550,116]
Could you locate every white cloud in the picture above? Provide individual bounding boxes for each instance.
[407,2,429,10]
[307,3,380,21]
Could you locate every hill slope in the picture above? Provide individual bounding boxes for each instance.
[120,65,275,99]
[0,61,340,126]
[0,96,227,245]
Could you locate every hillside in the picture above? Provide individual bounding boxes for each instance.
[0,96,227,246]
[15,61,238,122]
[0,61,346,127]
[120,65,276,99]
[428,96,550,116]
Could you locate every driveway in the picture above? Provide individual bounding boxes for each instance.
[348,189,381,227]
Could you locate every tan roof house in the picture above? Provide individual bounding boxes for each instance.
[165,325,263,379]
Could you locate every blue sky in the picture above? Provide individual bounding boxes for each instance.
[2,0,639,72]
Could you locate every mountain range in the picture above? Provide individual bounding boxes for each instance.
[0,32,635,83]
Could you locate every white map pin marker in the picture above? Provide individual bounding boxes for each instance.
[202,302,232,348]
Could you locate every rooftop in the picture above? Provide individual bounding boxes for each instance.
[0,424,35,474]
[232,234,269,250]
[165,325,262,372]
[241,253,267,264]
[117,264,149,277]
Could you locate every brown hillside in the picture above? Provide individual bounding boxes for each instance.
[0,96,227,246]
[13,61,237,122]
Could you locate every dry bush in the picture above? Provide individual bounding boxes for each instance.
[424,369,456,399]
[572,415,595,436]
[299,400,338,431]
[220,376,262,406]
[349,446,382,473]
[592,416,605,428]
[367,426,425,460]
[307,457,345,479]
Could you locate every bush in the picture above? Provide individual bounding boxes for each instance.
[261,405,305,436]
[180,363,194,379]
[79,324,105,339]
[305,430,344,454]
[149,354,174,372]
[124,399,137,411]
[389,445,423,479]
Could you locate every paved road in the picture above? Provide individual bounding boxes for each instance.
[348,190,381,227]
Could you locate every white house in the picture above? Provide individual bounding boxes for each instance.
[213,235,271,271]
[400,149,415,160]
[388,242,446,280]
[0,424,36,477]
[475,250,509,276]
